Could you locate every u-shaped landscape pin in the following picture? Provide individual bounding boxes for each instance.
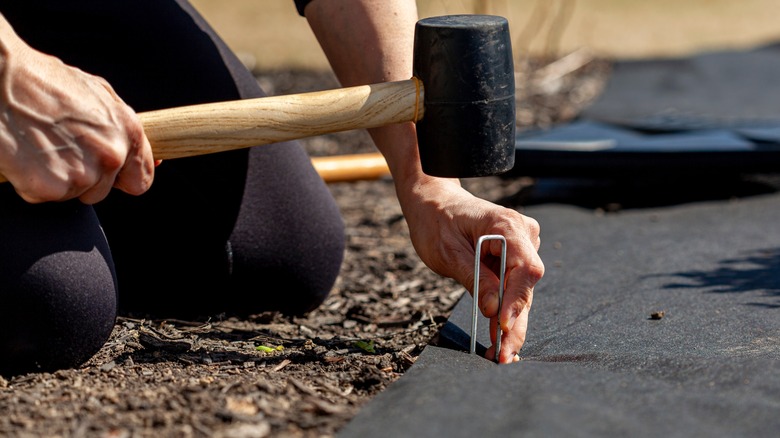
[470,234,507,363]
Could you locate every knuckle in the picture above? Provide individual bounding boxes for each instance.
[100,148,126,173]
[525,215,541,233]
[526,258,545,283]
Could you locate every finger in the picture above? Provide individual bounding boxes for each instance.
[475,237,511,318]
[475,259,501,318]
[16,158,103,203]
[93,76,155,196]
[526,216,542,251]
[77,169,117,204]
[113,115,155,196]
[11,175,70,204]
[499,300,530,363]
[483,315,506,363]
[483,304,530,364]
[499,241,543,333]
[500,273,534,336]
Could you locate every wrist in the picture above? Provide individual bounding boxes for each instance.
[369,122,455,181]
[368,122,462,204]
[0,14,26,62]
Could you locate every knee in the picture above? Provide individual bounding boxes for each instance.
[0,252,117,377]
[231,227,346,317]
[272,260,342,316]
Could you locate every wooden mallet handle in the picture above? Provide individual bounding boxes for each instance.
[0,79,419,183]
[140,79,422,159]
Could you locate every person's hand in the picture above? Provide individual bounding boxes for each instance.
[399,176,544,364]
[0,23,155,204]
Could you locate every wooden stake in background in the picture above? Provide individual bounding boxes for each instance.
[311,153,390,183]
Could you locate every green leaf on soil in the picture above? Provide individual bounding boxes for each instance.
[353,340,376,353]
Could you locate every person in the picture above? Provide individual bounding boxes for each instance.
[0,0,543,376]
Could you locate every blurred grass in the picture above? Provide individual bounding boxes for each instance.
[190,0,780,71]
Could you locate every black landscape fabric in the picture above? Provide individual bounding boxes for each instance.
[341,192,780,438]
[581,41,780,129]
[339,43,780,437]
[511,42,780,179]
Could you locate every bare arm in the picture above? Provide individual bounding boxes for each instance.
[0,13,154,204]
[302,0,423,185]
[302,0,544,363]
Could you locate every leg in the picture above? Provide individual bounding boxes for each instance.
[226,142,346,316]
[0,186,117,376]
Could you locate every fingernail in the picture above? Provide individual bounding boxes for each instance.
[482,292,498,315]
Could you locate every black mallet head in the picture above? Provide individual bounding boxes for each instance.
[413,15,516,178]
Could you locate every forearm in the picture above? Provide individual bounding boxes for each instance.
[303,0,415,86]
[302,0,458,193]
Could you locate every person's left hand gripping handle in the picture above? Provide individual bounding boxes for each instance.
[0,13,155,204]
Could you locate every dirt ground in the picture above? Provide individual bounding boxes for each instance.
[0,59,609,437]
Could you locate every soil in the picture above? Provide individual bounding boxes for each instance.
[0,56,610,438]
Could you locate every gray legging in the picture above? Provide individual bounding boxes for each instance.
[0,0,345,376]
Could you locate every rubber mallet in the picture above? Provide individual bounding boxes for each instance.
[0,15,516,183]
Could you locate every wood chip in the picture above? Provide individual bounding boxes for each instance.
[273,359,291,372]
[650,311,666,320]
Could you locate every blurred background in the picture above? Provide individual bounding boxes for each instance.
[190,0,780,71]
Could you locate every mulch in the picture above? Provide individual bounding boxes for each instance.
[0,55,610,438]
